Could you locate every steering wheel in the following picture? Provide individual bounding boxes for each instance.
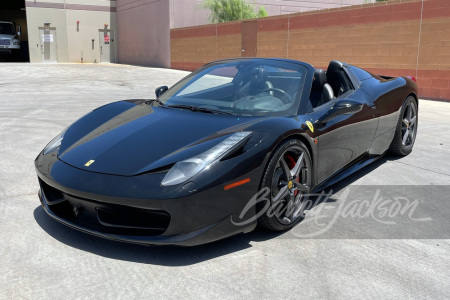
[261,88,293,104]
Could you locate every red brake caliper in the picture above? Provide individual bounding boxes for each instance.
[285,155,300,196]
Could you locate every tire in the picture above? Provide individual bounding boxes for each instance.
[258,139,312,231]
[389,96,418,156]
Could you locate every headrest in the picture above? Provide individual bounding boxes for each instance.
[312,69,327,92]
[250,66,268,88]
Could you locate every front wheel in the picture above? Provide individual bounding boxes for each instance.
[258,139,312,231]
[389,96,418,156]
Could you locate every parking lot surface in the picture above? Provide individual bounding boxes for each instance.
[0,63,449,299]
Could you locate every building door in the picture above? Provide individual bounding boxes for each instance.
[39,27,57,63]
[241,20,257,57]
[99,29,115,63]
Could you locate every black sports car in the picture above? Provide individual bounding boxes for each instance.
[35,58,418,246]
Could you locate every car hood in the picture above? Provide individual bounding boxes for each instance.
[57,100,271,176]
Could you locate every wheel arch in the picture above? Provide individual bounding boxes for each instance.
[268,132,316,185]
[407,92,419,107]
[256,131,315,230]
[282,133,314,163]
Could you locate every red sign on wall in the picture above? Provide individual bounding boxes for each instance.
[104,35,110,43]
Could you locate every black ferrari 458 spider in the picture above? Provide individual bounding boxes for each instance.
[35,58,418,246]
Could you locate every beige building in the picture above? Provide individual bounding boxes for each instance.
[25,0,117,64]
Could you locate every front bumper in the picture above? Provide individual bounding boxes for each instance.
[36,153,264,246]
[0,44,20,54]
[38,186,247,246]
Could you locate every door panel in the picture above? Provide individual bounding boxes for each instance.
[241,21,257,57]
[99,30,115,63]
[311,91,378,184]
[39,27,57,63]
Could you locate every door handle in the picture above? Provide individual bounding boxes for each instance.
[101,46,103,54]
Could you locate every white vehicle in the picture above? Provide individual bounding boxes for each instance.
[0,21,21,57]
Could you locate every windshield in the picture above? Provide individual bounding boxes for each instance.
[159,59,307,117]
[0,23,15,35]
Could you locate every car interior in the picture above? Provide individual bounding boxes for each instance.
[232,66,301,111]
[309,61,355,109]
[166,60,355,115]
[169,62,305,115]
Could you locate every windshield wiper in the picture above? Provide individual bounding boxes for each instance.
[145,99,166,107]
[167,104,234,115]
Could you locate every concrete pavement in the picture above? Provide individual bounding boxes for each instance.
[0,63,449,299]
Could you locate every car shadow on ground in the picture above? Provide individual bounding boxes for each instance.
[33,206,283,266]
[33,154,396,266]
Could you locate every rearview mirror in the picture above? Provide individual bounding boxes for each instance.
[155,86,168,98]
[319,99,363,124]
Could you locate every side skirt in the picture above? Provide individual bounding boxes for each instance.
[312,153,383,193]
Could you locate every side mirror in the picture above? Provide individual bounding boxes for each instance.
[17,25,21,37]
[334,99,363,115]
[155,86,168,98]
[319,99,363,124]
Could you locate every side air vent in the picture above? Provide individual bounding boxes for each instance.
[139,163,175,176]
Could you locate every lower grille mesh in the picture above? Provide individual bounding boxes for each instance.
[39,179,171,236]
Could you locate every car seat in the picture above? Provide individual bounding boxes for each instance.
[310,69,335,108]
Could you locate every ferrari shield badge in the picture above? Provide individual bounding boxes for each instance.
[306,121,314,132]
[84,160,95,167]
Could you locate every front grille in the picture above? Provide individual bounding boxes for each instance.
[39,179,171,236]
[0,39,10,46]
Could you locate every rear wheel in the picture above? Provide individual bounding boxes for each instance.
[389,96,418,156]
[258,139,312,231]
